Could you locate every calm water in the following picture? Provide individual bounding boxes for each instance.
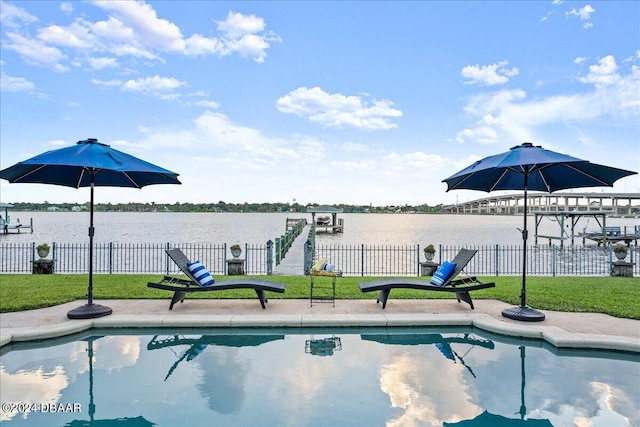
[1,327,638,427]
[3,211,638,247]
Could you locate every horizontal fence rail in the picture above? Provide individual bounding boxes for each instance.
[0,242,637,277]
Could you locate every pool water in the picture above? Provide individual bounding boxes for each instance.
[1,327,638,427]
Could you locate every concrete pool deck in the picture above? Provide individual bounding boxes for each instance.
[1,299,639,353]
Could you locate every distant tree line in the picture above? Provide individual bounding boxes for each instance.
[8,201,444,214]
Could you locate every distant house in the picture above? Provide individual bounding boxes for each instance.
[47,206,60,211]
[72,205,82,211]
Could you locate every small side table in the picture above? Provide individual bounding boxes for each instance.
[420,261,439,276]
[226,259,245,275]
[310,271,341,307]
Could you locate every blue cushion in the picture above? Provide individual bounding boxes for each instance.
[187,260,215,286]
[430,261,457,287]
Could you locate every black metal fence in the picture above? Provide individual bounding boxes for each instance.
[0,242,269,275]
[2,241,637,277]
[303,242,637,276]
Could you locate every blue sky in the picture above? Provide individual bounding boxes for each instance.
[1,1,638,206]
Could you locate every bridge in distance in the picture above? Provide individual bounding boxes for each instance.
[441,192,640,217]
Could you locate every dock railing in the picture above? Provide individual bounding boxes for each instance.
[0,242,637,277]
[274,218,306,267]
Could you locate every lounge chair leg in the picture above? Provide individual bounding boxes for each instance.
[255,289,267,309]
[169,291,186,310]
[377,289,391,309]
[456,291,474,309]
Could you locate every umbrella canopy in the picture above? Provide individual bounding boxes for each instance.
[443,142,637,321]
[443,142,635,193]
[0,138,179,188]
[0,138,181,319]
[443,410,553,426]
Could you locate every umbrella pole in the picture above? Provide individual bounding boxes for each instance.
[521,183,528,308]
[502,173,545,321]
[88,178,95,305]
[67,171,112,319]
[519,345,526,420]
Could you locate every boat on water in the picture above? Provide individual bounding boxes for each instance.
[316,216,331,226]
[579,225,640,246]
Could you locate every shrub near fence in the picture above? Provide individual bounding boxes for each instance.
[0,242,637,276]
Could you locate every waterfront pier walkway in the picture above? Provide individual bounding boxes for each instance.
[272,224,310,276]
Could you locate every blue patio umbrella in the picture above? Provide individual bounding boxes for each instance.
[443,142,637,321]
[0,138,181,319]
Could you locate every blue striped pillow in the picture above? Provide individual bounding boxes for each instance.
[430,261,457,287]
[187,261,215,286]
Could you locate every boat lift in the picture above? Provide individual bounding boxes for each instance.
[1,203,33,234]
[533,210,614,246]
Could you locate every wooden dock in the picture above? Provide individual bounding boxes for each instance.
[272,224,310,276]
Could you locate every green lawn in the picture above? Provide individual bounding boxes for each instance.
[1,274,638,319]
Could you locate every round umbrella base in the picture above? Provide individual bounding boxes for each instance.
[67,303,113,319]
[502,305,545,322]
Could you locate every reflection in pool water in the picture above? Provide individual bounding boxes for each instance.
[1,327,638,427]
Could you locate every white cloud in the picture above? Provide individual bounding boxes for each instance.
[194,100,220,109]
[579,55,619,85]
[3,2,279,72]
[60,2,73,14]
[86,56,118,70]
[217,11,265,39]
[91,78,122,87]
[566,4,596,28]
[121,75,187,97]
[0,70,35,92]
[92,0,186,52]
[3,32,69,72]
[37,22,94,48]
[461,61,519,86]
[215,11,281,63]
[455,54,640,146]
[0,2,38,29]
[276,87,403,131]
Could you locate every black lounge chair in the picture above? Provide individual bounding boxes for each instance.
[358,248,495,309]
[147,248,285,310]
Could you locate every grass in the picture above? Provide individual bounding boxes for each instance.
[1,274,638,320]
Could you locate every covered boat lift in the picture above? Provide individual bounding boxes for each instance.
[307,205,344,233]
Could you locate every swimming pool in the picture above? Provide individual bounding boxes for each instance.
[1,327,638,426]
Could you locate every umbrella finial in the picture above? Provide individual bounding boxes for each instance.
[512,142,541,150]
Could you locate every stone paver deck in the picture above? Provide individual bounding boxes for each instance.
[1,299,638,353]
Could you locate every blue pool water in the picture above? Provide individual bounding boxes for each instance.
[1,327,638,427]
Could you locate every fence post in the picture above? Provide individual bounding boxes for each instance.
[361,243,365,276]
[266,240,273,275]
[552,244,557,276]
[275,238,281,266]
[164,242,170,275]
[416,244,420,276]
[303,239,312,275]
[52,242,56,273]
[108,242,113,274]
[495,244,499,276]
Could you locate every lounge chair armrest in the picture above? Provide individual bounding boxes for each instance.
[160,275,195,286]
[449,277,479,286]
